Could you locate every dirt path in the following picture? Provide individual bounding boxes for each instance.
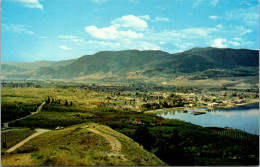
[5,129,50,153]
[3,102,46,128]
[88,128,128,161]
[88,128,121,152]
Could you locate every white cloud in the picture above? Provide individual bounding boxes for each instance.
[99,41,120,47]
[210,0,219,7]
[233,37,242,41]
[225,5,259,26]
[2,24,34,35]
[209,15,219,19]
[58,45,70,50]
[119,30,144,38]
[217,24,223,29]
[159,41,166,45]
[15,0,43,9]
[138,15,169,22]
[122,41,160,50]
[39,36,48,39]
[80,13,255,54]
[84,25,143,40]
[211,39,228,48]
[138,15,150,20]
[193,0,203,8]
[180,27,218,37]
[174,42,194,49]
[85,26,118,39]
[153,16,169,22]
[228,41,240,46]
[235,26,252,36]
[58,35,84,42]
[111,15,148,31]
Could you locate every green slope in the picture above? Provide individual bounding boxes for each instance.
[2,123,166,166]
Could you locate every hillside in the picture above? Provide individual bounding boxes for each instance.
[1,123,166,166]
[2,47,259,86]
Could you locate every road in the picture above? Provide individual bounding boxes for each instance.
[3,101,46,128]
[5,128,50,153]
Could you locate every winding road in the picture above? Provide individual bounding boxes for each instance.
[3,102,46,128]
[5,129,50,153]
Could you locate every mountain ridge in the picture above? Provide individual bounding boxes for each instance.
[2,47,259,86]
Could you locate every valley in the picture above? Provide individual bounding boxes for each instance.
[1,81,259,166]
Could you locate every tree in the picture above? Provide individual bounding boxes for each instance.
[65,100,68,106]
[2,141,7,148]
[133,125,155,151]
[156,128,188,165]
[46,96,50,104]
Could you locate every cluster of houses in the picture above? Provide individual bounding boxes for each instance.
[134,90,258,110]
[104,88,258,112]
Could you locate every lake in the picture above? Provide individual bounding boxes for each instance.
[157,103,259,135]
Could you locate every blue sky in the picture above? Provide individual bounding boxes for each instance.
[1,0,259,62]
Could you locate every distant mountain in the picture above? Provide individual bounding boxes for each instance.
[2,59,77,70]
[1,47,259,85]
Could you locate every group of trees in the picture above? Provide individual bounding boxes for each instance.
[141,99,184,111]
[132,125,190,165]
[46,96,72,106]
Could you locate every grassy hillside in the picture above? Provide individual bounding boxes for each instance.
[2,123,166,166]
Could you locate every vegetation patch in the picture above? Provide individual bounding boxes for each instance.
[1,129,36,153]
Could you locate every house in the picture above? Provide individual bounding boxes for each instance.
[207,103,219,108]
[55,126,64,130]
[133,119,142,125]
[189,103,195,108]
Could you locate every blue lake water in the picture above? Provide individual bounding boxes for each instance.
[157,103,259,135]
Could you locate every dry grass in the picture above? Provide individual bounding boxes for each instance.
[1,153,40,166]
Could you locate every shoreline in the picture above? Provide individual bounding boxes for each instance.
[144,100,259,114]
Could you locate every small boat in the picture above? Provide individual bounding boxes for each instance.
[192,111,206,115]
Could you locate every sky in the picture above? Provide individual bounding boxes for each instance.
[1,0,259,62]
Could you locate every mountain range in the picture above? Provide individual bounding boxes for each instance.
[2,47,259,86]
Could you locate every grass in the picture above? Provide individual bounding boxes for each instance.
[1,129,36,153]
[94,124,166,166]
[1,153,40,166]
[7,123,165,166]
